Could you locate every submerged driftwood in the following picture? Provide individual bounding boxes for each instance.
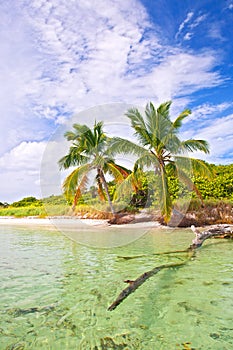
[6,303,57,317]
[108,225,233,311]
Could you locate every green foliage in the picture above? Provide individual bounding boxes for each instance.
[193,164,233,200]
[42,194,68,205]
[0,201,9,207]
[1,162,232,219]
[110,101,210,222]
[0,194,70,217]
[125,164,233,208]
[0,206,46,217]
[59,121,130,213]
[43,204,71,216]
[11,196,42,208]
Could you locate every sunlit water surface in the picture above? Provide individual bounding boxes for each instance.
[0,224,232,349]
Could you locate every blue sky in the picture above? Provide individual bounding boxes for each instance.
[0,0,233,202]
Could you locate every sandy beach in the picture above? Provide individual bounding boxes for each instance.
[0,217,54,226]
[0,216,161,248]
[0,216,160,228]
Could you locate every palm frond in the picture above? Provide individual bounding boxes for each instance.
[65,124,89,141]
[172,109,191,129]
[108,137,146,156]
[111,163,131,178]
[181,139,210,154]
[158,132,182,155]
[134,152,159,170]
[107,162,130,183]
[92,154,107,169]
[156,101,172,119]
[126,108,152,146]
[145,102,157,134]
[126,108,147,130]
[175,167,203,202]
[171,156,193,175]
[174,156,213,179]
[113,172,135,201]
[72,173,89,207]
[190,158,213,178]
[94,121,106,145]
[62,164,90,201]
[63,131,77,141]
[58,148,89,169]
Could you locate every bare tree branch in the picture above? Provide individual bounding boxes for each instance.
[108,261,186,311]
[189,224,233,249]
[108,225,233,311]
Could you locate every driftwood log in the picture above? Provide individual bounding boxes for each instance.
[189,224,233,248]
[108,225,233,311]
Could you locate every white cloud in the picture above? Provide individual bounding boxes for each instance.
[208,24,225,41]
[175,12,207,41]
[0,1,221,134]
[188,102,233,123]
[147,52,221,102]
[0,142,46,202]
[0,1,222,130]
[190,14,207,29]
[0,141,46,171]
[181,112,233,164]
[177,11,194,36]
[184,32,192,41]
[0,0,229,201]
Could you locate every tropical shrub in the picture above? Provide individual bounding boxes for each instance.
[11,196,42,207]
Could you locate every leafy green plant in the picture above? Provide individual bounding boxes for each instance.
[109,101,211,222]
[59,121,130,214]
[11,196,42,207]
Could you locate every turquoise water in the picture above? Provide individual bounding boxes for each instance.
[0,224,232,349]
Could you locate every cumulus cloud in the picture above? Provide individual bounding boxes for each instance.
[0,142,47,202]
[185,114,233,164]
[0,0,230,200]
[0,0,222,132]
[180,103,233,164]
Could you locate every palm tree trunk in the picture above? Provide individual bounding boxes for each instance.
[72,188,81,211]
[97,168,116,215]
[158,160,172,223]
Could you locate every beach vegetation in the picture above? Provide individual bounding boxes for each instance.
[58,121,130,214]
[109,101,211,222]
[11,196,42,207]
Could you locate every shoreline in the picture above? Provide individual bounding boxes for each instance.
[0,216,161,229]
[1,216,232,229]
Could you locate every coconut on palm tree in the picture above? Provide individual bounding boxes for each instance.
[58,121,129,214]
[109,101,212,222]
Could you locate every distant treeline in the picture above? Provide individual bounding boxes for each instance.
[1,163,233,209]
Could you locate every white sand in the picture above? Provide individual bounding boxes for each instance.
[0,216,163,248]
[0,216,160,228]
[0,217,53,226]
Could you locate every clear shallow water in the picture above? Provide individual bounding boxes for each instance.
[0,224,232,350]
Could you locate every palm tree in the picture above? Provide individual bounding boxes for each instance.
[58,121,129,214]
[109,101,211,222]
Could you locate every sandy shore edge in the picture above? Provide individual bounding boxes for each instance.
[0,216,161,228]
